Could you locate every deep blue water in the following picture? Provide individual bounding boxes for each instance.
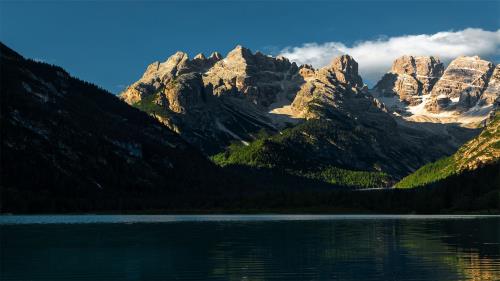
[1,215,499,281]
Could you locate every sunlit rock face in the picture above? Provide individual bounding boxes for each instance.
[291,55,375,119]
[120,51,202,106]
[120,49,479,178]
[119,46,306,154]
[202,45,303,107]
[425,56,495,113]
[481,65,500,106]
[372,55,498,126]
[218,55,476,178]
[120,45,305,113]
[373,55,444,105]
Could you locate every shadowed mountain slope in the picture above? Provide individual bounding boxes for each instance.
[0,42,226,211]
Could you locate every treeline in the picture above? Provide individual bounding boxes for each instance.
[2,162,498,214]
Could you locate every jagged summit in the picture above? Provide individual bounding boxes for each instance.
[119,48,382,153]
[373,55,444,104]
[119,46,305,153]
[426,56,495,112]
[291,55,381,120]
[372,55,497,126]
[329,54,364,87]
[119,48,494,155]
[224,45,253,62]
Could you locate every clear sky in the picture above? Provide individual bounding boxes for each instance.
[1,0,499,92]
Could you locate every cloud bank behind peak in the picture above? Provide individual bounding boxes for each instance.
[279,28,500,85]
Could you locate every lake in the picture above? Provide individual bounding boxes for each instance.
[1,215,499,280]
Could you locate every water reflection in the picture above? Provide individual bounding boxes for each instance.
[1,217,499,280]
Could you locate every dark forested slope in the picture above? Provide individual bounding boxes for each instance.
[0,43,222,211]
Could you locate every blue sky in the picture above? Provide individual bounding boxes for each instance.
[1,0,499,92]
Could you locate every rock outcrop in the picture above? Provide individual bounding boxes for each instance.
[373,55,444,105]
[425,56,495,113]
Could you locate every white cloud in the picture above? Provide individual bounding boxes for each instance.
[279,28,500,85]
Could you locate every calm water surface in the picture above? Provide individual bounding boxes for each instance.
[1,215,499,281]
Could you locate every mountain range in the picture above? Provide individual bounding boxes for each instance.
[373,55,498,126]
[1,42,498,213]
[119,46,497,180]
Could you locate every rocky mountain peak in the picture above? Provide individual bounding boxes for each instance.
[157,51,191,78]
[373,55,444,105]
[330,54,357,70]
[425,55,495,113]
[225,45,253,62]
[390,55,417,74]
[166,51,190,67]
[291,55,376,119]
[140,51,189,80]
[329,54,363,87]
[200,45,302,107]
[120,46,305,152]
[389,55,443,77]
[448,55,492,71]
[191,52,221,71]
[373,54,497,126]
[117,47,486,170]
[120,51,194,105]
[414,56,443,74]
